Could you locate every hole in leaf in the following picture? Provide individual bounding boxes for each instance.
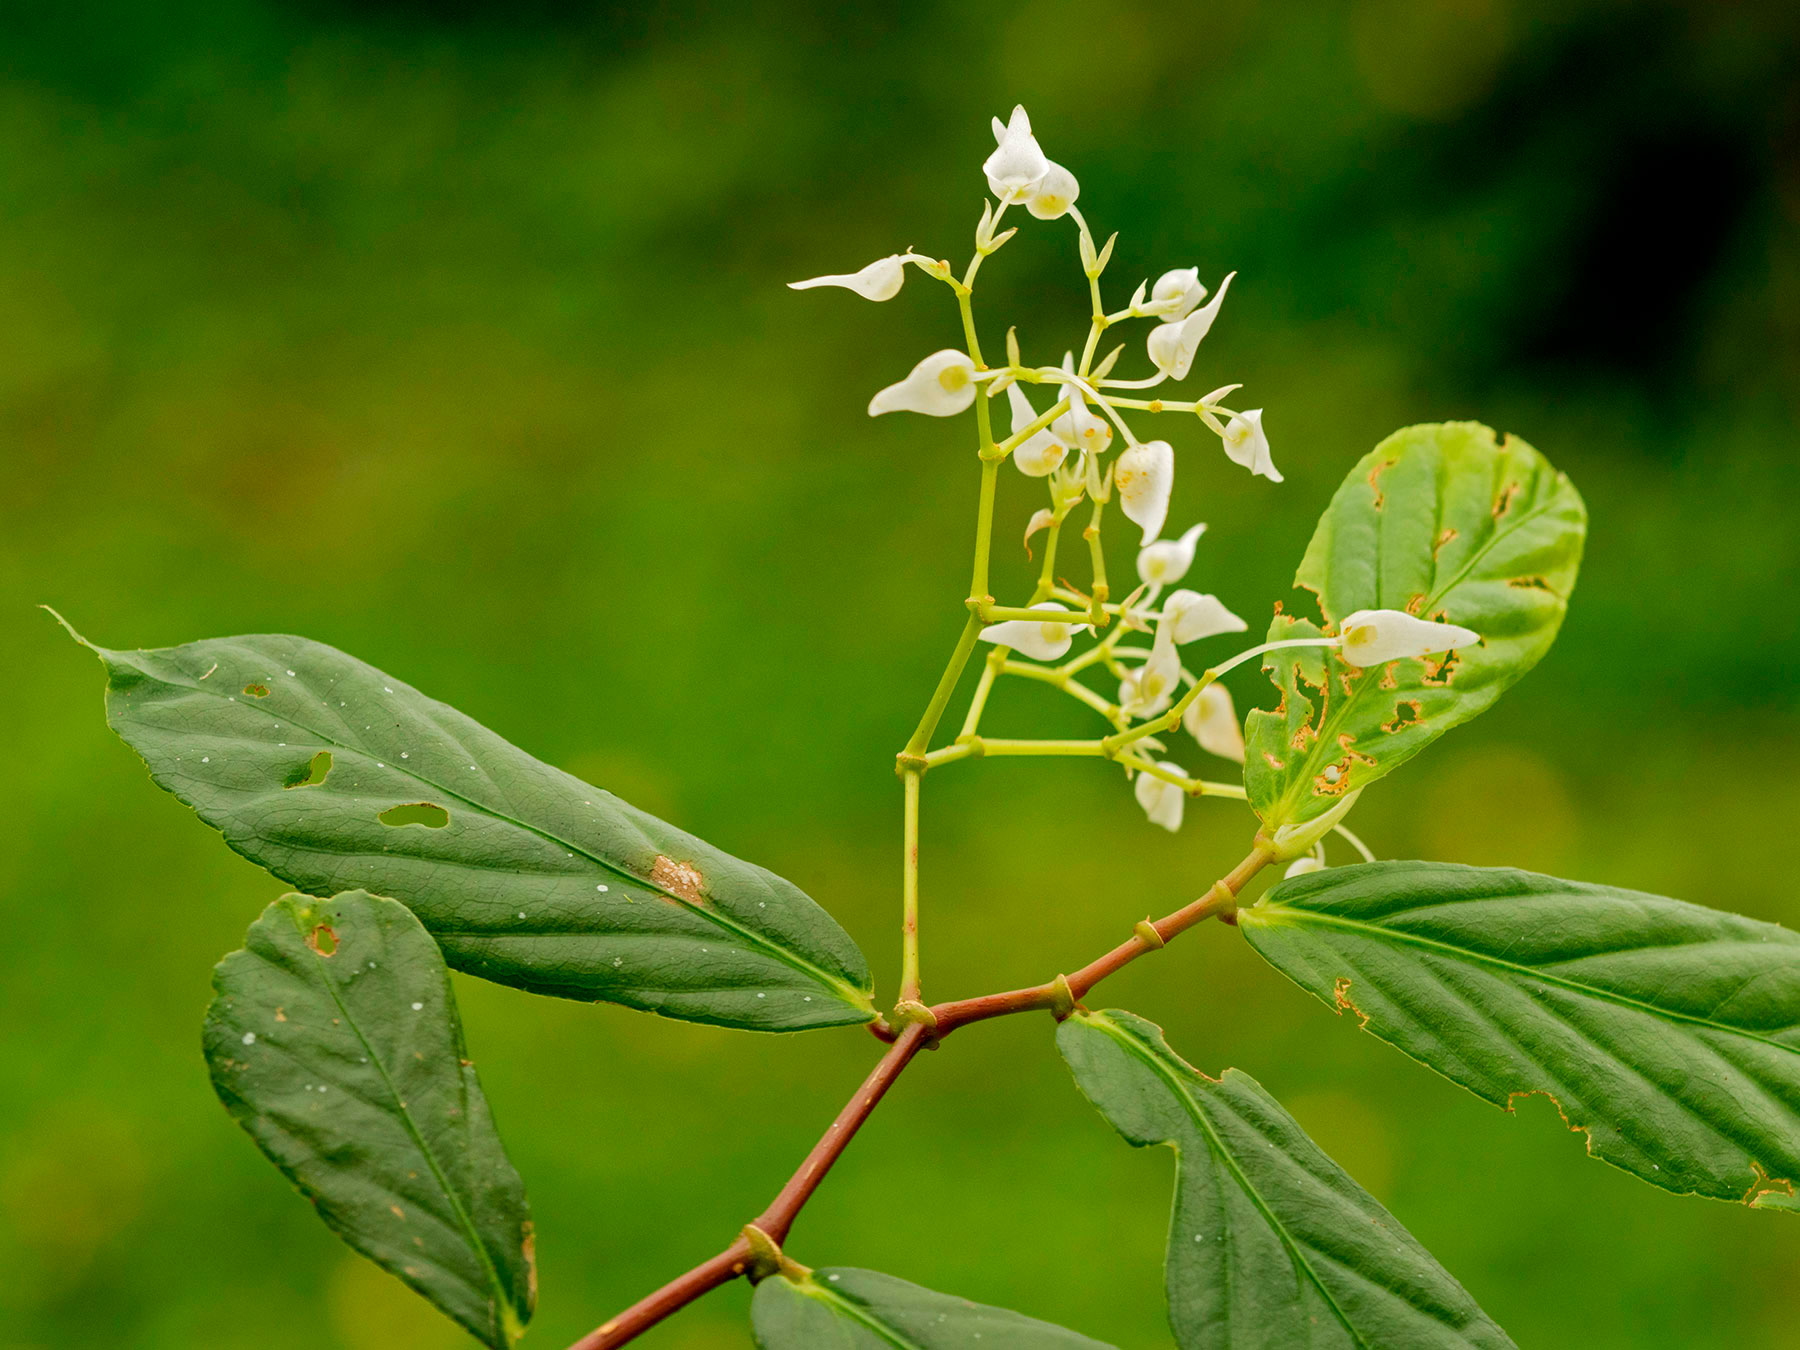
[379,802,450,829]
[242,683,270,698]
[284,750,333,789]
[307,924,338,956]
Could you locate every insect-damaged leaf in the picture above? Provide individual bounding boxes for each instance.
[1244,422,1585,832]
[205,891,534,1348]
[1058,1009,1515,1350]
[78,628,875,1031]
[751,1266,1115,1349]
[1240,862,1800,1213]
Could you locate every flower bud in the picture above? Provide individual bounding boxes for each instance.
[1115,439,1174,545]
[1134,764,1187,832]
[1284,856,1326,878]
[984,106,1051,204]
[1146,272,1235,380]
[868,350,978,418]
[1136,522,1208,585]
[1027,161,1080,220]
[1161,589,1246,645]
[1150,267,1208,321]
[1005,384,1068,477]
[1183,682,1245,762]
[1220,408,1280,482]
[1337,609,1479,667]
[977,602,1088,662]
[788,255,906,301]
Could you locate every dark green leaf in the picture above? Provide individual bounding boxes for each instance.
[1059,1009,1515,1349]
[1245,422,1585,831]
[1240,861,1800,1213]
[751,1266,1115,1349]
[76,626,874,1030]
[205,890,535,1348]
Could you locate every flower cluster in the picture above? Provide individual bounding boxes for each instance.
[791,106,1477,846]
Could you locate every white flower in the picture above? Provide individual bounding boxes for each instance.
[1162,589,1247,644]
[978,602,1087,662]
[1115,439,1174,545]
[1150,267,1207,321]
[1006,384,1067,477]
[1027,161,1080,220]
[1220,408,1281,482]
[1121,627,1181,718]
[1146,272,1235,380]
[1136,522,1207,585]
[1183,682,1244,762]
[1284,856,1326,878]
[869,350,978,418]
[1337,609,1479,667]
[788,255,906,302]
[1134,763,1187,832]
[1052,362,1112,455]
[984,106,1051,204]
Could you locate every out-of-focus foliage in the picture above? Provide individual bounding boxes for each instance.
[4,2,1798,1347]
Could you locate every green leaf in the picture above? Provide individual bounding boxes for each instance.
[1245,422,1586,831]
[77,627,874,1031]
[1240,861,1800,1213]
[1058,1009,1515,1349]
[205,890,535,1348]
[751,1266,1115,1349]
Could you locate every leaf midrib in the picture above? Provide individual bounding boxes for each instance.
[794,1279,928,1350]
[1248,905,1800,1054]
[286,904,515,1347]
[114,651,871,1012]
[1094,1018,1369,1350]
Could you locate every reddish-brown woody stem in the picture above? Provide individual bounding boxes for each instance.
[565,846,1271,1349]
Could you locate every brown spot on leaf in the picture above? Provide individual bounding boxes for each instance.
[652,855,707,904]
[242,683,270,698]
[1493,481,1521,518]
[1508,574,1555,591]
[1421,648,1462,687]
[390,1205,406,1220]
[1378,664,1399,690]
[1332,977,1370,1028]
[306,925,337,957]
[274,1007,287,1022]
[1431,527,1459,561]
[1262,751,1286,770]
[1745,1161,1795,1209]
[1404,593,1427,616]
[1367,456,1398,511]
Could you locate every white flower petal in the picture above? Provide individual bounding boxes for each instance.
[1146,272,1235,380]
[1133,763,1186,832]
[1136,521,1208,585]
[1338,609,1480,667]
[868,350,978,418]
[1163,589,1247,644]
[1027,160,1080,220]
[1284,856,1326,878]
[1115,439,1175,545]
[1150,267,1207,321]
[788,255,906,302]
[983,105,1051,203]
[978,602,1084,661]
[1183,682,1244,762]
[1006,383,1067,476]
[1051,375,1112,455]
[1220,408,1281,482]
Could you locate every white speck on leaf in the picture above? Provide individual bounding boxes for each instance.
[242,1032,256,1045]
[410,1002,423,1011]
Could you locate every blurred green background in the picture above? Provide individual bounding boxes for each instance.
[5,1,1799,1346]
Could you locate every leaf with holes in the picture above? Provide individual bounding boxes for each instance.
[1244,422,1585,832]
[70,623,875,1031]
[1058,1009,1515,1349]
[751,1266,1116,1349]
[205,890,534,1348]
[1240,861,1800,1213]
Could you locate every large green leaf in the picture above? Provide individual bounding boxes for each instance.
[1240,862,1800,1212]
[205,890,535,1348]
[77,626,874,1031]
[1059,1009,1514,1350]
[751,1266,1115,1349]
[1245,423,1585,830]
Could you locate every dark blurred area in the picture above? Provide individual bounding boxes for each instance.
[4,2,1798,1346]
